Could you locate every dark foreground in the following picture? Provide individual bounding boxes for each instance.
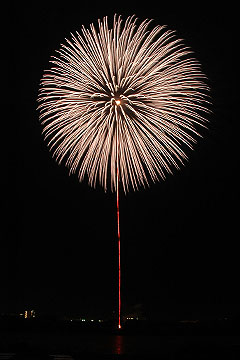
[1,318,240,359]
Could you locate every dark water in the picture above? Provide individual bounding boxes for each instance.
[1,331,240,359]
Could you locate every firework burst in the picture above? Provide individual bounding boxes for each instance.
[38,15,210,193]
[38,14,210,330]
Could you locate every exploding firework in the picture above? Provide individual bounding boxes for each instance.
[38,15,210,330]
[38,15,210,194]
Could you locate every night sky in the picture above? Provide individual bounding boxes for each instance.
[4,3,235,321]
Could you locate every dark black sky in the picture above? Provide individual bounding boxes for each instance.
[4,3,236,321]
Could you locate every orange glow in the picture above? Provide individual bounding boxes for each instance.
[115,100,121,105]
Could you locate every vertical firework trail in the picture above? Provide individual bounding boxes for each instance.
[38,15,210,330]
[116,107,121,329]
[117,158,121,329]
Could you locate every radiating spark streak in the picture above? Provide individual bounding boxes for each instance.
[38,14,210,193]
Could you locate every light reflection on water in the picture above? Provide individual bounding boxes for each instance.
[5,331,235,358]
[113,335,124,355]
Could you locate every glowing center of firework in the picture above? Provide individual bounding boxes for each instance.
[110,97,122,106]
